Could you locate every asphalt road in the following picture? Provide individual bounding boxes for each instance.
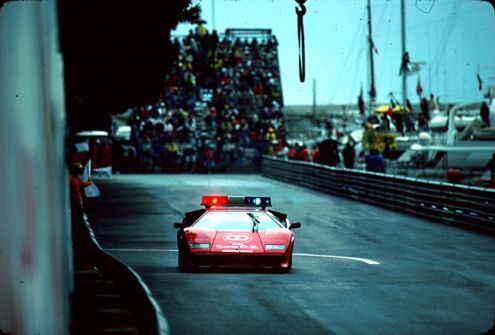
[85,174,495,335]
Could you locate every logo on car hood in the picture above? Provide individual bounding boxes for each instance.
[223,234,252,242]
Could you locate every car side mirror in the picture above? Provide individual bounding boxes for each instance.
[173,222,182,229]
[289,222,301,229]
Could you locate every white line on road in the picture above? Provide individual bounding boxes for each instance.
[105,248,380,265]
[293,253,380,265]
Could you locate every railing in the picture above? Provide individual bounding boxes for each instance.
[172,28,274,42]
[225,28,273,40]
[75,213,169,334]
[261,156,495,235]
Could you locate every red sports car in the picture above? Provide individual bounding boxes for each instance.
[173,195,301,272]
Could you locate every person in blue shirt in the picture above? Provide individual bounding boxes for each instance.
[365,149,386,173]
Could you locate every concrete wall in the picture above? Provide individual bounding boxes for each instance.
[0,2,70,334]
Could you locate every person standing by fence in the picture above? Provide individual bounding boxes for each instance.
[365,149,386,173]
[69,162,93,245]
[343,142,356,169]
[69,162,93,218]
[485,153,495,187]
[480,101,490,127]
[317,137,340,166]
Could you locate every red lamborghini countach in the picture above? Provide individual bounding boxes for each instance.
[173,195,301,272]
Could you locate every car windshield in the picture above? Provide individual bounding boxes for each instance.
[194,211,282,231]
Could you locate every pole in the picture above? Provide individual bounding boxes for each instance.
[312,79,317,123]
[212,0,215,31]
[401,0,407,108]
[367,0,376,111]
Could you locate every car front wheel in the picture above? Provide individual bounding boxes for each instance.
[178,250,192,272]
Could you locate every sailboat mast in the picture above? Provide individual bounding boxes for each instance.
[401,0,407,107]
[312,78,317,123]
[367,0,376,109]
[212,0,216,31]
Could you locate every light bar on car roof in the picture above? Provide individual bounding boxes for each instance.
[201,195,271,207]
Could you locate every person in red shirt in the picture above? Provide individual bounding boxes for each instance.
[287,145,297,160]
[312,145,319,162]
[298,145,310,161]
[274,139,285,156]
[69,162,93,244]
[97,140,112,167]
[91,140,99,170]
[69,162,92,216]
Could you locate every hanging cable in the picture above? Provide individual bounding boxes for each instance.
[295,0,306,82]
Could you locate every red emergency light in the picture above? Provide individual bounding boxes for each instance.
[201,195,229,207]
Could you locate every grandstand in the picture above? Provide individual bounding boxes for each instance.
[113,28,286,173]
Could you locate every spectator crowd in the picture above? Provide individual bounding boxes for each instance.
[112,26,286,173]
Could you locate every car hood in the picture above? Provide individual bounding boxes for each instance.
[210,231,264,254]
[257,229,291,243]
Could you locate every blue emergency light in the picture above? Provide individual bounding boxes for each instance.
[244,196,271,207]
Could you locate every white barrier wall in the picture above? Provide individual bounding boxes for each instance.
[0,2,70,334]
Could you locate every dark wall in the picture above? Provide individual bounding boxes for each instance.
[58,0,199,132]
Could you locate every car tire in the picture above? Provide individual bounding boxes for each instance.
[178,251,191,272]
[278,254,292,273]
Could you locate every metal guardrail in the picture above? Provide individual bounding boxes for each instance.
[261,156,495,235]
[77,213,170,335]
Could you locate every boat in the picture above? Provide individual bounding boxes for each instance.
[398,102,495,172]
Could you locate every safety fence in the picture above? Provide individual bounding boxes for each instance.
[74,213,169,335]
[261,156,495,235]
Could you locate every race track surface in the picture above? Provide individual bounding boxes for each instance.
[85,174,495,335]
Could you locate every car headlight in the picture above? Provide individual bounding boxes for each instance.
[189,243,210,249]
[265,244,286,250]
